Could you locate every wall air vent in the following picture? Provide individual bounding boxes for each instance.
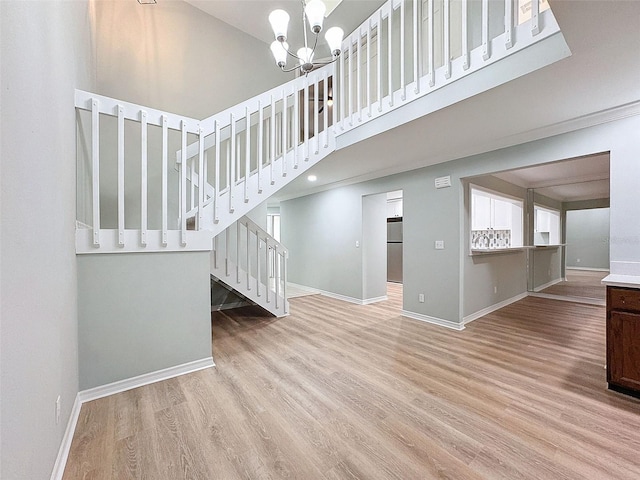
[435,176,452,189]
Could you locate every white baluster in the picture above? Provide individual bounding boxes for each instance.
[323,70,329,147]
[246,223,251,290]
[271,94,276,181]
[304,77,310,160]
[245,106,250,203]
[180,120,187,246]
[482,0,490,60]
[462,0,470,70]
[377,10,382,112]
[196,125,204,222]
[339,46,345,129]
[225,226,230,277]
[348,38,354,124]
[531,0,540,36]
[366,23,372,116]
[388,7,393,106]
[275,245,280,309]
[357,31,362,121]
[282,91,288,176]
[428,0,435,86]
[444,0,451,79]
[400,0,406,100]
[229,113,235,213]
[91,99,100,246]
[314,74,319,153]
[256,233,261,297]
[413,0,420,94]
[293,89,299,168]
[161,115,168,245]
[505,0,513,49]
[140,110,147,246]
[214,120,220,222]
[117,105,125,247]
[257,101,264,192]
[283,251,288,314]
[236,221,241,284]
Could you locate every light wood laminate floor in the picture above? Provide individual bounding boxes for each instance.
[64,286,640,479]
[540,269,607,301]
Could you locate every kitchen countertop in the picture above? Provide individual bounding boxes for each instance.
[602,274,640,289]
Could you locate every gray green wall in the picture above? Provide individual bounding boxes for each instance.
[566,208,610,270]
[462,176,528,317]
[78,252,212,390]
[281,115,640,325]
[362,193,388,301]
[1,1,95,478]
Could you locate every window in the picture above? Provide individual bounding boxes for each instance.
[534,205,560,245]
[470,185,523,249]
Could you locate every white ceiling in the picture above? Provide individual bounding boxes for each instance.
[491,153,610,202]
[184,1,640,204]
[184,0,386,59]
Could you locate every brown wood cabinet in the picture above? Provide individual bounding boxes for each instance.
[607,286,640,397]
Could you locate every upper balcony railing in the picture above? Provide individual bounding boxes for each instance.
[334,0,558,132]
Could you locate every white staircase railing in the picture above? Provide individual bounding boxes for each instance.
[211,216,288,317]
[75,63,335,253]
[335,0,559,133]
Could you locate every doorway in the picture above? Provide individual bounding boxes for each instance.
[362,190,403,308]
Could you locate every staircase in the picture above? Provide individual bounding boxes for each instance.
[211,216,289,317]
[74,0,563,316]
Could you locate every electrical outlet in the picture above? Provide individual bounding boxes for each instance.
[576,258,581,263]
[355,240,360,248]
[494,286,498,294]
[418,293,425,303]
[55,395,61,425]
[435,240,445,250]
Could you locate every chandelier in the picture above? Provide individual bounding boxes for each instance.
[268,0,344,75]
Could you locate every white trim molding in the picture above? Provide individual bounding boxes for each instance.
[50,395,83,480]
[463,292,528,324]
[566,267,610,272]
[79,357,215,403]
[401,310,465,331]
[362,295,388,305]
[288,282,387,305]
[528,292,605,306]
[533,278,563,293]
[51,357,215,480]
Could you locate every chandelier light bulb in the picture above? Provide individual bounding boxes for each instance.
[270,41,288,68]
[297,47,314,65]
[305,0,326,34]
[269,9,290,42]
[324,26,344,57]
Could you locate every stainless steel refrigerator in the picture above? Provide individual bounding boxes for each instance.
[387,218,403,283]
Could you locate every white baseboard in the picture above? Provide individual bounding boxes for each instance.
[50,395,82,480]
[286,282,321,295]
[362,295,388,305]
[289,282,386,306]
[401,310,465,331]
[51,357,215,479]
[533,277,563,292]
[528,292,605,306]
[463,292,528,324]
[566,267,610,272]
[78,357,215,403]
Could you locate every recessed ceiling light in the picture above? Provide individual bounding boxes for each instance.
[307,175,317,182]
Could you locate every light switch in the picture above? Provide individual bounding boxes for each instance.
[435,240,445,249]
